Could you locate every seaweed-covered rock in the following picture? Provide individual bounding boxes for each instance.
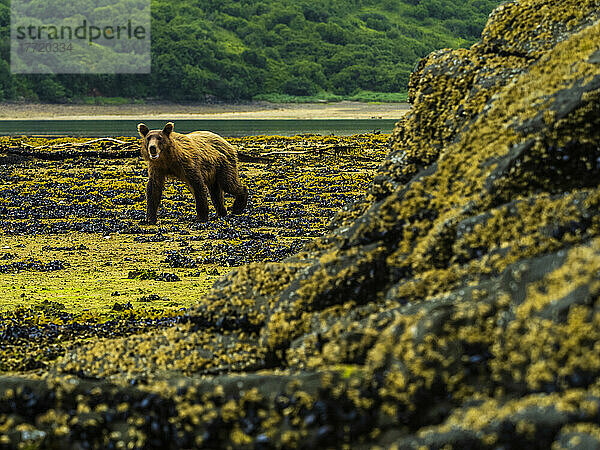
[373,0,600,200]
[3,0,600,448]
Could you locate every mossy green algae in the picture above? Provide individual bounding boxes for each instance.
[0,133,387,373]
[1,0,600,447]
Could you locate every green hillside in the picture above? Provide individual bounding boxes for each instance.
[0,0,501,102]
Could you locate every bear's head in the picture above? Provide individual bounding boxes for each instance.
[138,122,174,161]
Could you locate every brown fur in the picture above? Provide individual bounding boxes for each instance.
[138,122,248,224]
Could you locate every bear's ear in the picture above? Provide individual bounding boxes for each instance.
[162,122,174,136]
[138,123,149,137]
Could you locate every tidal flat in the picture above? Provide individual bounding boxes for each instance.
[0,133,388,372]
[0,101,410,121]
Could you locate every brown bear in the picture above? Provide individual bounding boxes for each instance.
[137,122,248,224]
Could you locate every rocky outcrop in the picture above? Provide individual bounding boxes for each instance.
[3,1,600,448]
[374,0,600,200]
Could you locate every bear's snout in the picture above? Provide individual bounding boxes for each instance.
[148,145,159,159]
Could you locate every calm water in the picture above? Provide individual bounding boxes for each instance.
[0,119,397,137]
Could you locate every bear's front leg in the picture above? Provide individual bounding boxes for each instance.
[145,174,165,225]
[189,177,210,222]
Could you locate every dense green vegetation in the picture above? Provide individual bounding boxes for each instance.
[0,0,501,102]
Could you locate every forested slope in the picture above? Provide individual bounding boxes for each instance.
[0,0,501,102]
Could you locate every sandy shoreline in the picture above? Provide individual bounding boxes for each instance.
[0,101,410,121]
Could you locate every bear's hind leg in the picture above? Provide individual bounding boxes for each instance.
[209,184,227,217]
[231,184,248,214]
[224,178,248,214]
[221,166,248,214]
